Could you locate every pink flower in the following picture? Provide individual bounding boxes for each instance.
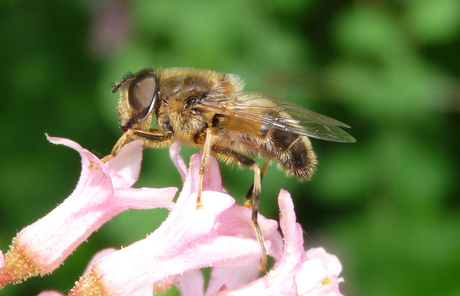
[68,148,277,295]
[0,136,177,287]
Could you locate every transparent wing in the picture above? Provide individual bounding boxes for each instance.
[200,92,356,143]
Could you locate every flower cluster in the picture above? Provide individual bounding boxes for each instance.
[0,136,344,295]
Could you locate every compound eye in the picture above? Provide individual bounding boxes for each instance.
[128,72,158,121]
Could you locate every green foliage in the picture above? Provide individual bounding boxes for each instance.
[1,0,459,295]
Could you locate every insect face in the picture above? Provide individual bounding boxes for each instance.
[114,69,159,132]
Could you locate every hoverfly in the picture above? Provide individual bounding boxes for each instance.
[105,67,355,268]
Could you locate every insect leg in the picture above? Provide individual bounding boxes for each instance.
[210,146,268,269]
[243,159,269,208]
[102,129,173,162]
[196,127,214,209]
[250,162,268,269]
[131,129,174,148]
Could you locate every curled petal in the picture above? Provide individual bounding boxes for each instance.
[276,189,307,271]
[105,138,143,188]
[169,141,188,181]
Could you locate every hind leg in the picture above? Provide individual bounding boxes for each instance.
[211,146,268,269]
[243,159,269,207]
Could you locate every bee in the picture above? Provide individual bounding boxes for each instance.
[105,67,355,268]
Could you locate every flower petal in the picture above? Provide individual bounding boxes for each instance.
[81,248,116,277]
[206,265,260,296]
[176,270,205,296]
[276,189,307,269]
[305,248,342,276]
[184,152,224,195]
[295,258,330,293]
[169,141,188,181]
[296,249,344,296]
[114,187,176,210]
[37,291,65,296]
[105,139,143,188]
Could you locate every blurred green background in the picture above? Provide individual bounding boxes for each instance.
[1,0,459,295]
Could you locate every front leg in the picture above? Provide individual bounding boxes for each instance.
[196,127,215,209]
[102,129,173,162]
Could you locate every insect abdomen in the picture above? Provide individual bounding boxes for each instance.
[268,128,317,180]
